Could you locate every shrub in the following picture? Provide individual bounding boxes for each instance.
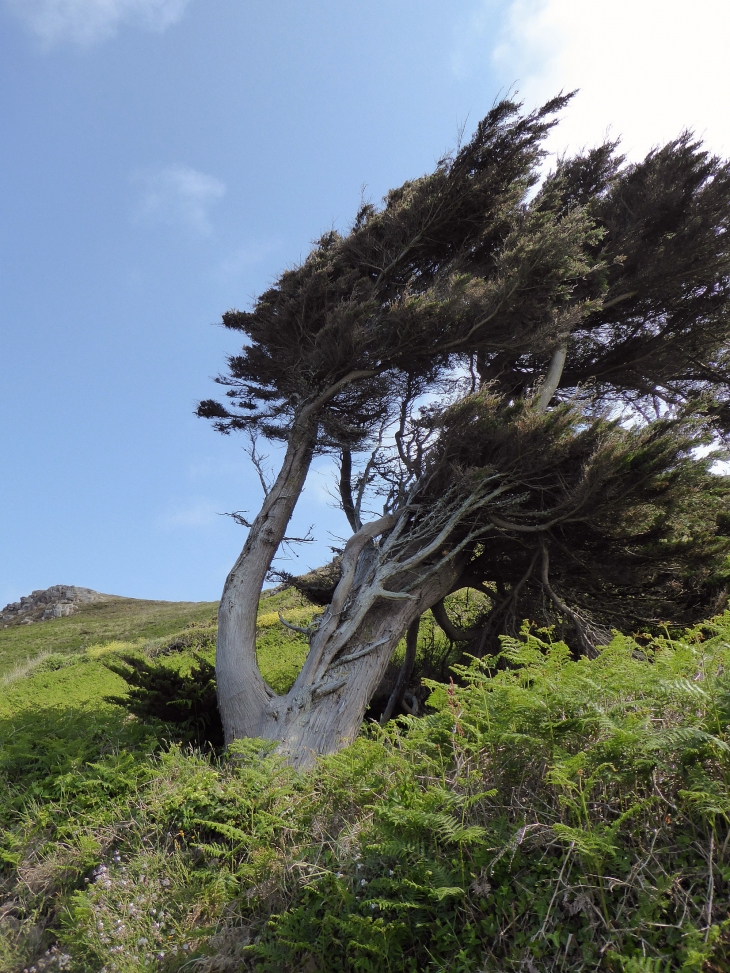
[103,654,223,748]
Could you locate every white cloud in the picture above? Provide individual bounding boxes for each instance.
[6,0,191,48]
[489,0,730,161]
[132,165,226,236]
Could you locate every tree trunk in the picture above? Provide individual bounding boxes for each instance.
[216,388,499,762]
[258,550,464,768]
[216,419,316,742]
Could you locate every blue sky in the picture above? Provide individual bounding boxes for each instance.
[1,0,729,604]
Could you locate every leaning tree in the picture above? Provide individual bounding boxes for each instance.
[199,96,730,765]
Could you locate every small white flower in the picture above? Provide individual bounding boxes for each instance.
[360,879,367,887]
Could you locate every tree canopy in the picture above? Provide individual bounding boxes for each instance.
[199,96,730,762]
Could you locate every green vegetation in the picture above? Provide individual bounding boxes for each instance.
[0,598,219,680]
[2,592,730,971]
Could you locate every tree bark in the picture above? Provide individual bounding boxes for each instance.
[535,340,568,413]
[216,383,507,761]
[216,419,317,742]
[258,551,464,767]
[380,617,420,725]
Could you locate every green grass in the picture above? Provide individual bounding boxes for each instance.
[0,597,219,678]
[2,591,730,972]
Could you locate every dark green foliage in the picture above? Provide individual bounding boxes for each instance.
[533,133,730,427]
[200,96,730,675]
[197,94,590,443]
[284,398,730,656]
[420,396,730,652]
[104,653,224,748]
[200,96,730,446]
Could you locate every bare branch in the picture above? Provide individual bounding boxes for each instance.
[539,538,597,658]
[220,510,252,528]
[299,368,381,423]
[370,587,417,601]
[278,612,316,636]
[601,290,637,311]
[311,676,347,699]
[281,526,316,545]
[431,598,484,642]
[243,431,273,496]
[473,547,540,656]
[354,421,388,527]
[394,375,420,475]
[337,635,391,666]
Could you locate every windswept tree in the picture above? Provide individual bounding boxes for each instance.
[199,96,730,765]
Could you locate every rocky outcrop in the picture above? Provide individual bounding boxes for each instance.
[0,586,112,627]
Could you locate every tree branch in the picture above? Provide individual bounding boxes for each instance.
[298,511,399,684]
[535,341,568,413]
[278,612,318,637]
[244,431,273,496]
[380,617,420,724]
[299,368,381,423]
[339,448,360,531]
[539,538,597,658]
[431,599,484,642]
[476,547,540,655]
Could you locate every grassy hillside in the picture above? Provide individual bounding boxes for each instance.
[2,591,730,972]
[0,598,219,680]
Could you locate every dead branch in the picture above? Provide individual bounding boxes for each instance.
[539,538,598,658]
[219,512,314,547]
[244,431,273,496]
[220,510,252,528]
[278,612,317,637]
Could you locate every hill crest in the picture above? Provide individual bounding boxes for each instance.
[0,585,115,628]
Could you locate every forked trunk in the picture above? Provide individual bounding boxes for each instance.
[218,432,465,763]
[259,552,464,768]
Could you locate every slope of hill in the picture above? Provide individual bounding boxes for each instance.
[1,589,730,972]
[0,595,219,680]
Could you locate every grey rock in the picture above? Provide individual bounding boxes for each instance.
[0,585,112,626]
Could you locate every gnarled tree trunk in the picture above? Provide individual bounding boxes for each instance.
[260,548,465,767]
[216,419,317,741]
